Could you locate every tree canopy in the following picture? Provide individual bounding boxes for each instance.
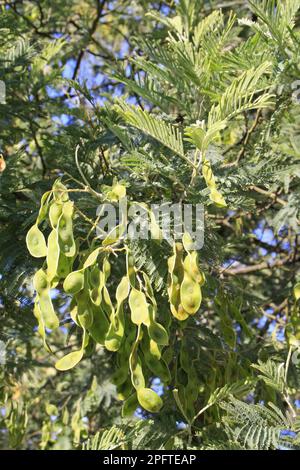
[1,0,300,451]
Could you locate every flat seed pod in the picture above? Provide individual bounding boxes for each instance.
[88,306,109,345]
[56,253,71,279]
[26,225,47,258]
[33,269,49,293]
[83,247,101,269]
[171,303,189,321]
[129,288,149,325]
[182,232,194,252]
[55,350,83,371]
[37,191,52,225]
[52,180,69,203]
[63,270,84,295]
[149,339,161,360]
[47,229,60,280]
[49,202,63,229]
[33,301,51,353]
[126,251,136,287]
[148,320,169,346]
[209,187,227,208]
[137,388,163,413]
[180,274,202,315]
[38,293,59,330]
[57,201,76,257]
[130,355,145,390]
[183,251,205,285]
[116,276,130,304]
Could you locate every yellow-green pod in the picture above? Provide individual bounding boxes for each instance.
[129,288,149,325]
[33,269,59,330]
[49,202,63,229]
[88,305,109,345]
[57,201,76,257]
[63,270,84,295]
[149,339,161,360]
[126,250,136,287]
[36,191,52,225]
[148,321,169,346]
[56,253,71,279]
[77,291,94,329]
[55,350,83,371]
[26,225,47,258]
[47,229,60,280]
[171,303,189,321]
[116,276,130,304]
[52,179,69,203]
[137,388,163,413]
[183,251,205,285]
[180,273,202,315]
[130,355,145,390]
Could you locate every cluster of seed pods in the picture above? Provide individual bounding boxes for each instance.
[27,180,206,414]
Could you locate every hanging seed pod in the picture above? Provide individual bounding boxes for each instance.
[57,201,76,257]
[26,224,47,258]
[180,272,202,315]
[137,388,163,413]
[202,158,227,207]
[63,270,84,295]
[55,329,88,371]
[49,202,63,229]
[129,288,149,325]
[46,229,60,280]
[88,305,109,345]
[33,269,59,330]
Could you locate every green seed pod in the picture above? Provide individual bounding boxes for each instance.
[37,191,52,225]
[52,179,69,203]
[180,273,202,315]
[83,247,102,269]
[183,251,205,285]
[63,270,84,295]
[77,291,94,329]
[26,225,47,258]
[129,288,149,325]
[148,321,169,346]
[57,201,76,257]
[49,202,63,229]
[126,251,136,287]
[142,337,171,384]
[88,305,109,345]
[46,229,60,280]
[116,276,130,304]
[55,350,83,371]
[130,355,145,390]
[149,339,161,360]
[33,270,59,330]
[137,388,163,413]
[56,253,71,279]
[33,301,51,353]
